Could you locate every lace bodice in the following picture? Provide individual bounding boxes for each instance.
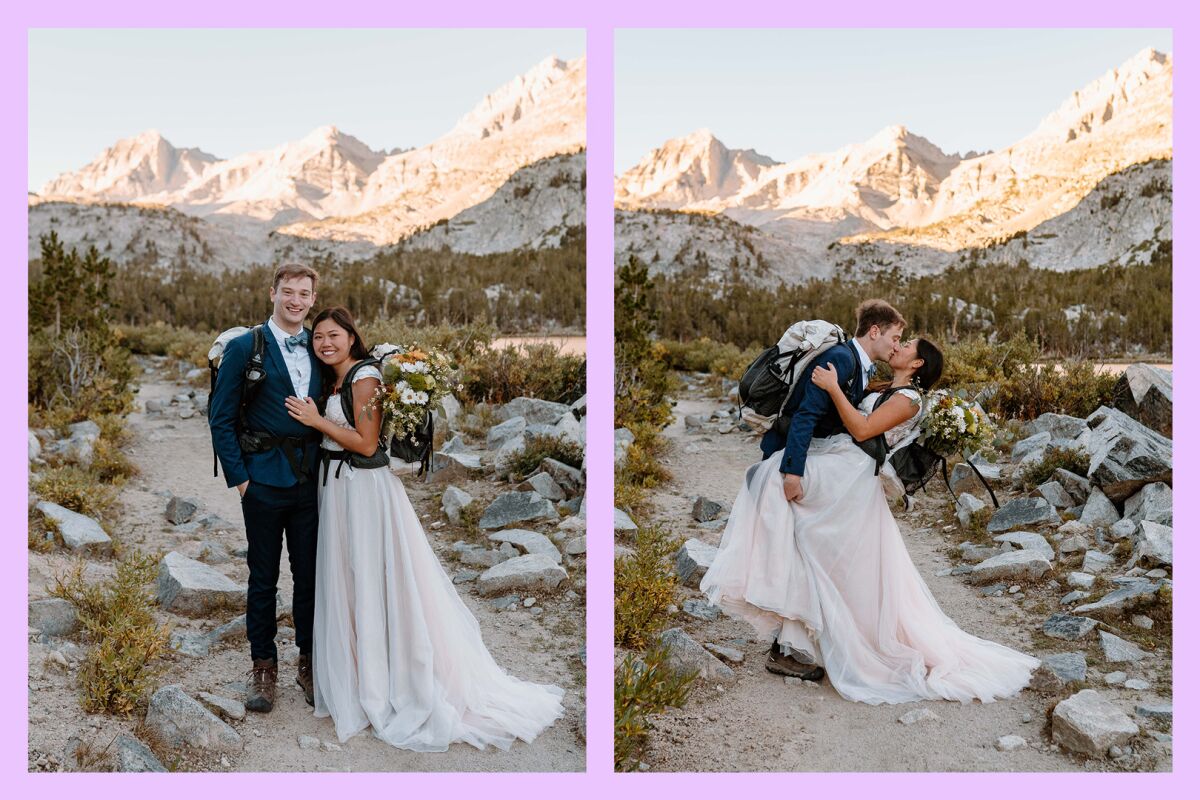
[858,388,923,448]
[321,365,382,451]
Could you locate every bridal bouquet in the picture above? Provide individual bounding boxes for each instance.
[919,389,996,457]
[369,343,460,449]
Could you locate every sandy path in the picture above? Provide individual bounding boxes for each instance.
[29,364,585,772]
[631,392,1171,773]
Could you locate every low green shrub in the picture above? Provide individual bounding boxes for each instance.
[1017,445,1090,490]
[34,465,119,524]
[940,332,1042,390]
[660,338,758,379]
[51,552,169,715]
[502,433,584,478]
[615,525,682,650]
[988,361,1117,421]
[615,640,697,771]
[461,344,586,405]
[115,323,213,367]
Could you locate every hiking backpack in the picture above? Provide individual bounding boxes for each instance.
[337,357,434,475]
[208,325,268,478]
[737,320,847,434]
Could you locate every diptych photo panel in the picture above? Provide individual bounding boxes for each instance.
[613,28,1172,773]
[28,28,585,772]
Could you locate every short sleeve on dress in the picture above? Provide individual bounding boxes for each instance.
[351,365,383,384]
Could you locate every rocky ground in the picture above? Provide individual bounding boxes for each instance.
[28,355,587,772]
[618,365,1172,773]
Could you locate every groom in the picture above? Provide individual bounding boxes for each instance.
[759,298,906,680]
[209,263,323,712]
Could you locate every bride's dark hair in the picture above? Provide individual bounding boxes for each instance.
[912,338,944,391]
[311,306,371,396]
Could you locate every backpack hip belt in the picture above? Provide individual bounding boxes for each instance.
[239,429,320,483]
[319,446,389,485]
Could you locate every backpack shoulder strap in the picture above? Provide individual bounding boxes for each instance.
[339,357,382,426]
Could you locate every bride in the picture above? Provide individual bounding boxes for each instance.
[701,337,1038,705]
[284,306,564,750]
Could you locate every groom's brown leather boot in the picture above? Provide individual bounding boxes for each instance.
[765,641,826,682]
[296,654,314,707]
[246,657,278,713]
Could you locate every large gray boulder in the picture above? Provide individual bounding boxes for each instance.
[955,493,987,527]
[1043,613,1098,641]
[144,685,242,753]
[498,397,571,426]
[1012,431,1053,464]
[1052,690,1140,759]
[1113,363,1172,437]
[992,531,1055,561]
[29,597,79,638]
[675,538,719,588]
[987,497,1060,533]
[1026,412,1088,441]
[1073,579,1162,617]
[36,501,112,554]
[157,552,245,617]
[1054,469,1092,506]
[1084,407,1172,503]
[518,472,566,501]
[1131,521,1172,567]
[487,529,562,564]
[969,550,1052,583]
[1124,482,1172,526]
[1037,481,1075,510]
[659,628,736,685]
[479,491,558,530]
[486,417,526,450]
[1040,652,1088,685]
[614,508,638,532]
[476,553,568,596]
[46,420,101,466]
[1079,488,1120,528]
[541,458,584,496]
[493,434,527,475]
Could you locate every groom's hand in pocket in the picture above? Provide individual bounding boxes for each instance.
[237,481,249,497]
[783,474,805,504]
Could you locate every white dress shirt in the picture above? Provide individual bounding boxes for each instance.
[267,317,312,397]
[850,338,873,390]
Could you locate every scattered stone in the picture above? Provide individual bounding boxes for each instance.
[451,570,479,584]
[614,508,638,532]
[114,734,167,773]
[564,536,586,556]
[614,427,634,469]
[441,485,474,525]
[1099,631,1149,663]
[898,708,940,725]
[1131,521,1172,567]
[1080,488,1120,528]
[476,554,568,596]
[1051,690,1139,758]
[950,565,974,576]
[682,598,722,621]
[1104,671,1128,685]
[1113,363,1172,436]
[28,430,41,462]
[487,529,562,564]
[1067,572,1096,589]
[28,598,78,638]
[684,415,705,432]
[157,552,245,617]
[1084,407,1172,503]
[485,417,526,450]
[1027,412,1088,441]
[1074,580,1161,617]
[478,492,557,530]
[298,735,321,750]
[541,458,583,495]
[1060,591,1088,605]
[498,397,570,426]
[704,643,745,664]
[46,420,100,465]
[992,531,1055,561]
[35,501,112,554]
[1043,613,1098,641]
[980,584,1007,597]
[1135,703,1172,723]
[455,545,503,569]
[1110,519,1137,540]
[1053,470,1092,506]
[987,497,1060,533]
[692,496,729,523]
[1125,679,1151,691]
[958,542,1000,563]
[1012,431,1052,463]
[1082,550,1115,574]
[488,594,520,610]
[322,741,343,752]
[995,735,1027,752]
[1124,482,1172,527]
[675,539,719,588]
[1037,481,1075,510]
[659,628,735,685]
[969,550,1051,583]
[518,472,566,502]
[165,496,199,525]
[955,492,986,527]
[144,685,242,753]
[1041,652,1087,685]
[1132,615,1154,630]
[198,692,246,721]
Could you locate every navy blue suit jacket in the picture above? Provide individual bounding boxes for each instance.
[209,322,323,488]
[760,340,865,477]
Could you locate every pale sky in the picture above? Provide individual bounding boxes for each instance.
[616,29,1172,173]
[28,28,585,191]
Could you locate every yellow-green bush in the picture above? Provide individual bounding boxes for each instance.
[615,525,682,650]
[460,343,586,405]
[615,641,696,771]
[1017,445,1090,490]
[940,332,1042,390]
[360,320,495,364]
[660,338,758,380]
[51,552,169,715]
[34,466,119,525]
[502,433,584,478]
[988,361,1117,421]
[115,323,213,367]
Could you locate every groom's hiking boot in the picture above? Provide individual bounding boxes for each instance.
[246,657,278,713]
[765,641,826,682]
[296,654,314,707]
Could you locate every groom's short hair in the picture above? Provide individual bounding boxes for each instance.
[272,263,319,291]
[854,299,905,336]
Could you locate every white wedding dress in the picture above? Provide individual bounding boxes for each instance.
[701,389,1038,705]
[311,365,565,750]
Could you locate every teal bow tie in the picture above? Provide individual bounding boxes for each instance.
[284,331,309,352]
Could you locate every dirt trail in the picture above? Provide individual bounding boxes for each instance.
[634,392,1171,773]
[29,365,585,772]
